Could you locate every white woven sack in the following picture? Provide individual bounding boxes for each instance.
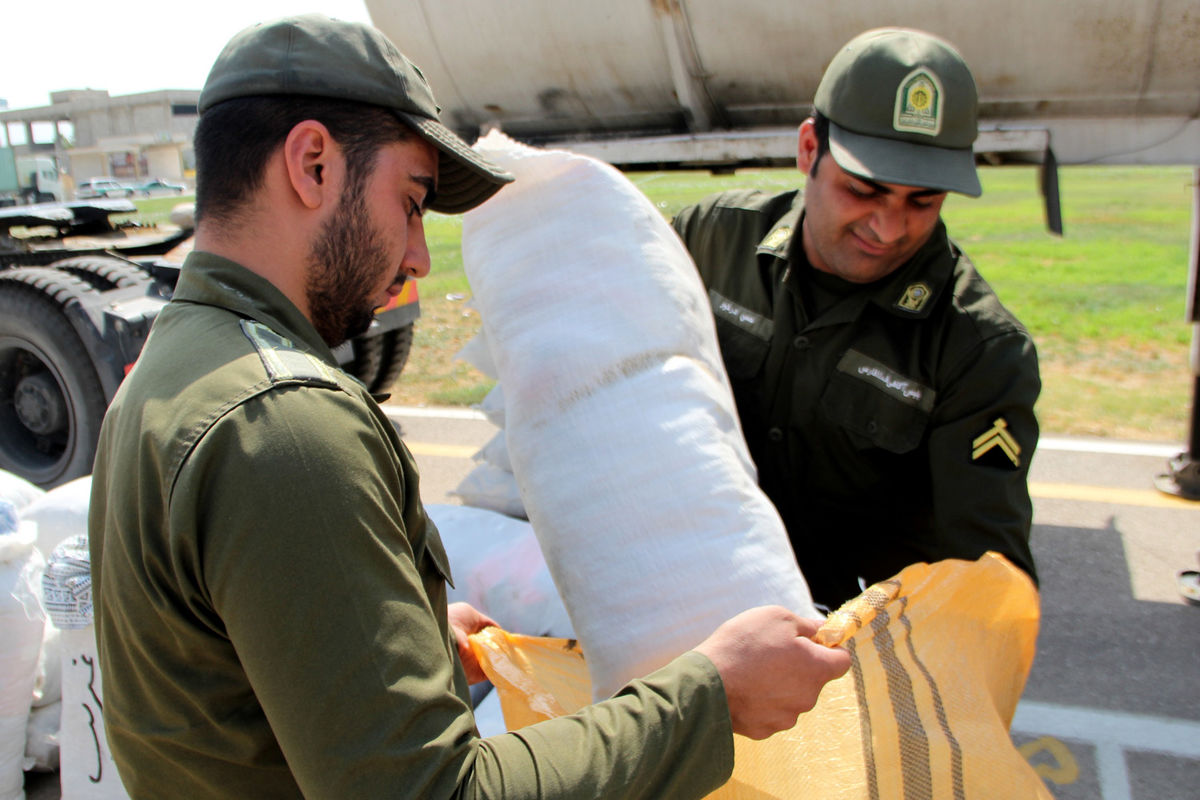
[24,700,60,772]
[20,475,91,561]
[454,329,499,380]
[0,470,43,512]
[451,463,527,521]
[58,626,130,800]
[0,519,45,800]
[462,131,816,699]
[428,504,571,638]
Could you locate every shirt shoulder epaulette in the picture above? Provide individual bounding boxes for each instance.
[239,319,342,388]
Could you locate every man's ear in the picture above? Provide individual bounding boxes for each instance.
[796,118,818,175]
[283,120,337,210]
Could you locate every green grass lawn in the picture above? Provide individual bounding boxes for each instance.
[227,164,1199,444]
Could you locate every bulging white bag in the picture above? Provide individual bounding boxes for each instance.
[0,507,45,800]
[462,132,816,699]
[20,475,92,559]
[0,471,43,513]
[44,536,130,800]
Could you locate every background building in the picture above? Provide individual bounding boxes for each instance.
[0,89,199,193]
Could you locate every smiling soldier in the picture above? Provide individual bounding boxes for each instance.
[673,28,1041,609]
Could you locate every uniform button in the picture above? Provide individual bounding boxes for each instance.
[792,335,810,350]
[866,421,878,434]
[768,427,784,443]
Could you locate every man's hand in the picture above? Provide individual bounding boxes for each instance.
[695,605,851,740]
[448,602,500,684]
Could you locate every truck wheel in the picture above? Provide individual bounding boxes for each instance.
[50,255,153,290]
[0,270,108,488]
[345,336,384,388]
[369,326,415,394]
[343,324,414,394]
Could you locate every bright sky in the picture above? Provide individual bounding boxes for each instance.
[1,1,374,112]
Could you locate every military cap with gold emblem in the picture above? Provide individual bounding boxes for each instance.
[814,28,981,197]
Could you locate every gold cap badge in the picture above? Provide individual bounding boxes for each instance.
[894,68,944,136]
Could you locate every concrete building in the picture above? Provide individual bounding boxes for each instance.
[0,88,199,193]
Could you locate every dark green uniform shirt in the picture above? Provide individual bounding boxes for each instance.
[88,251,734,799]
[673,189,1040,608]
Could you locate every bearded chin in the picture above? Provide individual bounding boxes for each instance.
[307,295,376,348]
[343,306,376,342]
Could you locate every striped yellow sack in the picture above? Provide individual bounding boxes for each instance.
[470,552,1051,799]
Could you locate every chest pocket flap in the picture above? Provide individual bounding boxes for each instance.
[821,349,935,454]
[411,511,455,589]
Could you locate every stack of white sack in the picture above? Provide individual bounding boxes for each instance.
[449,336,527,519]
[461,131,817,700]
[0,490,44,800]
[42,533,131,800]
[16,475,98,779]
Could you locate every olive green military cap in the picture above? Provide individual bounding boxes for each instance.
[814,28,981,197]
[198,14,513,214]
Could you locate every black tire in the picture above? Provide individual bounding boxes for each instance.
[342,324,415,394]
[50,255,153,291]
[0,269,108,488]
[345,336,384,388]
[370,325,415,394]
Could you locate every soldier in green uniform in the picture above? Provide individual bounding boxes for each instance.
[673,28,1040,610]
[87,15,849,800]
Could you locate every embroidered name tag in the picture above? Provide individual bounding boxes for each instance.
[708,289,775,341]
[836,350,935,412]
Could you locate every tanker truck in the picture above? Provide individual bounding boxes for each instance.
[365,0,1200,497]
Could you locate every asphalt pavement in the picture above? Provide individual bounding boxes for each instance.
[24,407,1200,799]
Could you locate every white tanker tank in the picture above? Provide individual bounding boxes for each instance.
[368,2,1200,502]
[366,0,1199,168]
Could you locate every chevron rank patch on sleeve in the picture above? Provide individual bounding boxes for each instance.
[972,417,1022,469]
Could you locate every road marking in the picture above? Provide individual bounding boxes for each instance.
[385,408,1184,458]
[1012,700,1200,800]
[386,406,488,421]
[407,442,479,459]
[1030,481,1200,510]
[1017,736,1080,784]
[385,406,1199,509]
[1038,437,1181,458]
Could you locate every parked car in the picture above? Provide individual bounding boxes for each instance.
[132,178,187,196]
[76,178,134,199]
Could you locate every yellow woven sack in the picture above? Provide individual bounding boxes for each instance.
[469,552,1051,799]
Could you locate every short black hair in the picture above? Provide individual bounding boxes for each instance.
[193,96,410,227]
[809,111,831,179]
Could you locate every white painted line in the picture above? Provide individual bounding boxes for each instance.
[383,406,488,421]
[1095,741,1132,800]
[1038,437,1182,458]
[381,406,1185,458]
[1012,700,1200,758]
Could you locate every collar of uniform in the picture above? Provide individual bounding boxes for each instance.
[173,250,339,366]
[866,219,958,320]
[754,191,806,259]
